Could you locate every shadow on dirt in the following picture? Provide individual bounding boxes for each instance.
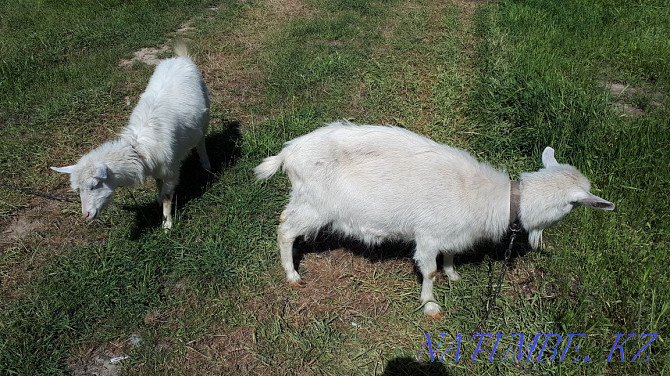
[293,226,532,277]
[379,357,452,376]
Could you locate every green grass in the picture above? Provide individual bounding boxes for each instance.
[468,0,670,374]
[0,0,216,219]
[0,0,217,120]
[0,0,668,374]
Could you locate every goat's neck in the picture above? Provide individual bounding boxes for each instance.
[463,172,512,241]
[101,138,146,187]
[518,173,558,250]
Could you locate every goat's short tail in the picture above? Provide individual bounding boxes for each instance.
[173,41,190,58]
[254,155,283,180]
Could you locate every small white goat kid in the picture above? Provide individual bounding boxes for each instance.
[255,121,614,318]
[52,45,210,229]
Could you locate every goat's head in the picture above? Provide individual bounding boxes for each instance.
[52,158,117,221]
[520,147,614,249]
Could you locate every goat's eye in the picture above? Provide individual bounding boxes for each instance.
[89,180,103,190]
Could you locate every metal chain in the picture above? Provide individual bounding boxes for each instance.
[475,222,521,332]
[0,182,77,203]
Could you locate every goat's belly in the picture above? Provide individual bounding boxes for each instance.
[330,221,411,245]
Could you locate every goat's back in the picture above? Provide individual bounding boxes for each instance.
[123,56,210,176]
[282,122,495,186]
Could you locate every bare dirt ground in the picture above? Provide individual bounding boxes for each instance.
[184,325,257,374]
[118,46,171,67]
[117,6,222,68]
[604,81,664,117]
[281,248,397,326]
[0,197,107,303]
[67,335,141,376]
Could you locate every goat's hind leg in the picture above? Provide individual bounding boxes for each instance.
[278,210,305,287]
[277,205,324,287]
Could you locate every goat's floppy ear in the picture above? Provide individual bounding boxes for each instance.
[51,165,76,174]
[576,193,615,211]
[542,147,559,168]
[94,164,109,181]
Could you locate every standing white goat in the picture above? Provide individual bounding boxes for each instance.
[254,121,614,318]
[52,44,210,229]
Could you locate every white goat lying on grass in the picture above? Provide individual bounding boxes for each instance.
[255,121,614,318]
[52,44,210,229]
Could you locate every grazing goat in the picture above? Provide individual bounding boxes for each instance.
[254,121,614,317]
[52,44,210,229]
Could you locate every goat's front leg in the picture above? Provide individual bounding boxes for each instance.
[159,181,176,230]
[415,240,441,318]
[529,229,544,250]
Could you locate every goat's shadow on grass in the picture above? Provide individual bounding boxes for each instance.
[379,357,452,376]
[124,120,242,239]
[293,227,531,286]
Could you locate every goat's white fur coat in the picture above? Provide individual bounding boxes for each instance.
[52,44,210,229]
[255,121,614,317]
